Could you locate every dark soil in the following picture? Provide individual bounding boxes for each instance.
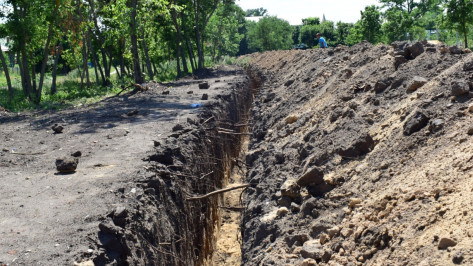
[0,65,252,265]
[242,42,473,265]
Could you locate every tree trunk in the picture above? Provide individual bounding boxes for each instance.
[51,42,62,95]
[142,34,154,80]
[86,30,100,84]
[120,38,126,78]
[18,51,27,95]
[131,0,144,84]
[82,34,91,89]
[20,46,33,99]
[0,48,13,101]
[36,1,59,102]
[171,10,181,78]
[152,61,158,76]
[185,36,196,72]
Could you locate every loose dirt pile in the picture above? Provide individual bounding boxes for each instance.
[242,41,473,265]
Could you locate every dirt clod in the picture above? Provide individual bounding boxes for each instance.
[55,156,79,173]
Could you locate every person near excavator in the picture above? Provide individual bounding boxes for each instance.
[316,33,327,48]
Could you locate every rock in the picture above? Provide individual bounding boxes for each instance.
[426,47,436,53]
[327,226,341,238]
[429,119,445,132]
[300,198,319,217]
[349,198,362,208]
[453,251,464,264]
[329,109,342,123]
[55,157,79,173]
[114,206,128,218]
[451,81,470,96]
[300,258,318,266]
[438,237,457,249]
[284,79,295,87]
[201,94,209,100]
[278,196,291,208]
[374,79,391,93]
[172,124,184,131]
[406,42,424,58]
[126,109,139,116]
[440,46,449,54]
[162,90,170,95]
[98,221,123,235]
[450,46,463,54]
[407,76,428,92]
[358,227,391,249]
[403,111,429,136]
[198,82,210,89]
[285,115,299,124]
[280,179,301,199]
[341,228,354,238]
[394,55,408,70]
[297,167,324,186]
[290,202,300,213]
[464,59,473,71]
[51,124,64,134]
[74,260,94,266]
[187,91,193,94]
[319,233,330,245]
[336,133,375,158]
[300,240,331,262]
[277,207,289,217]
[71,151,82,157]
[469,103,473,113]
[468,127,473,135]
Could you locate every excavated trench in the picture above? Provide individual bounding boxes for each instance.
[91,68,257,265]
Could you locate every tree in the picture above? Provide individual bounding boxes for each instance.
[359,5,382,43]
[246,16,293,51]
[335,22,354,46]
[245,7,267,17]
[443,0,473,47]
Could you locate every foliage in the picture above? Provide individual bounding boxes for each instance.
[442,0,473,47]
[246,16,293,51]
[245,7,267,17]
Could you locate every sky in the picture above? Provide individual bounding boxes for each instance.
[236,0,380,25]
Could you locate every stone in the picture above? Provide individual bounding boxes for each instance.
[280,179,301,199]
[469,103,473,113]
[407,76,428,92]
[429,119,445,132]
[327,226,341,238]
[114,206,128,218]
[300,240,331,262]
[374,79,391,93]
[452,251,464,264]
[162,90,170,95]
[285,115,299,124]
[201,94,209,100]
[56,157,79,173]
[98,221,123,235]
[464,59,473,71]
[451,81,470,96]
[426,47,436,53]
[300,258,317,266]
[126,109,138,116]
[71,151,82,157]
[349,198,362,208]
[187,91,193,94]
[403,111,429,136]
[341,228,354,238]
[438,237,457,249]
[290,202,301,213]
[285,79,295,87]
[297,167,324,186]
[468,127,473,135]
[172,124,184,132]
[198,82,210,89]
[406,42,424,58]
[277,207,289,217]
[336,134,375,158]
[450,46,463,54]
[319,233,330,245]
[51,124,64,134]
[394,55,408,70]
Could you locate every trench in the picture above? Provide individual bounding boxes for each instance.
[93,69,259,265]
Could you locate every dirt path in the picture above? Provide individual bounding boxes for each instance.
[0,66,246,265]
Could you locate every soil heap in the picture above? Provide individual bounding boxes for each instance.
[242,41,473,265]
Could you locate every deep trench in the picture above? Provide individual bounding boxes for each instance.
[94,69,260,265]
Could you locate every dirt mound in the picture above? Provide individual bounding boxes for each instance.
[242,42,473,265]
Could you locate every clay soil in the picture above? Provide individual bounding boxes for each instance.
[242,42,473,265]
[0,66,248,266]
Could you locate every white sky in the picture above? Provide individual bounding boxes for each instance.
[236,0,380,25]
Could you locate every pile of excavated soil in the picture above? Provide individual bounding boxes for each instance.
[242,41,473,265]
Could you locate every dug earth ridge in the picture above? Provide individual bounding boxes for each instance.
[242,41,473,265]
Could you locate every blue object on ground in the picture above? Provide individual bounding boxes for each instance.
[190,103,202,108]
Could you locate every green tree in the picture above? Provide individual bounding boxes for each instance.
[245,7,267,17]
[246,16,292,51]
[335,22,354,46]
[359,5,382,43]
[443,0,473,47]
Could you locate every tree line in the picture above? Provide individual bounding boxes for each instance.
[0,0,472,106]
